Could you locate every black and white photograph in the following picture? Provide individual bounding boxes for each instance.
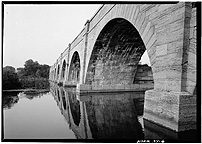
[2,1,200,142]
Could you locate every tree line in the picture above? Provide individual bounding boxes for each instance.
[3,59,50,90]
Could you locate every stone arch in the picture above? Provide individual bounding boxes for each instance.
[54,68,56,80]
[50,70,52,80]
[85,18,153,86]
[68,51,81,85]
[57,64,60,80]
[52,70,55,80]
[61,60,66,80]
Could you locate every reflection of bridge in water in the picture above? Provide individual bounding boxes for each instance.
[51,84,93,139]
[50,84,197,141]
[50,84,146,139]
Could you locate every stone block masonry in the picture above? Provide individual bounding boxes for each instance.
[49,2,197,132]
[144,90,196,131]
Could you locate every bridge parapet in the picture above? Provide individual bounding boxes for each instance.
[70,28,85,50]
[60,46,69,60]
[88,4,114,32]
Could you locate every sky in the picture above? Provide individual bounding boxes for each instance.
[3,4,151,69]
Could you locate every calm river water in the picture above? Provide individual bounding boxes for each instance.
[3,85,198,142]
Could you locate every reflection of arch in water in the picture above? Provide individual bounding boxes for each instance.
[66,89,92,139]
[57,89,60,102]
[68,91,81,126]
[54,89,57,98]
[52,87,61,108]
[85,92,144,139]
[61,89,67,110]
[51,86,92,139]
[51,86,143,139]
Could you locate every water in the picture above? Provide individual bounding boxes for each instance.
[3,91,75,139]
[3,86,198,142]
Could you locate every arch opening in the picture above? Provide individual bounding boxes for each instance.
[61,60,66,80]
[57,65,60,79]
[85,18,153,87]
[54,68,56,80]
[68,51,81,85]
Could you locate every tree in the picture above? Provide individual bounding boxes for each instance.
[3,66,21,90]
[17,67,25,78]
[35,69,41,78]
[17,59,50,79]
[38,64,50,78]
[3,59,50,90]
[3,66,15,73]
[23,59,40,77]
[35,65,50,78]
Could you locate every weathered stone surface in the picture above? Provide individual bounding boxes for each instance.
[166,78,182,92]
[50,3,196,132]
[143,25,155,45]
[144,90,196,131]
[78,84,92,91]
[141,21,151,40]
[156,44,167,56]
[139,16,149,35]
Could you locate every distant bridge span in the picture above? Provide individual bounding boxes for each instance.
[49,3,197,132]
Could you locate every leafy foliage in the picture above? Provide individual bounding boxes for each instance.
[36,64,50,78]
[3,66,21,90]
[19,77,49,89]
[23,59,40,77]
[4,66,16,73]
[17,59,50,79]
[3,59,50,90]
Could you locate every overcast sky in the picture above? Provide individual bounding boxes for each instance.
[3,4,150,69]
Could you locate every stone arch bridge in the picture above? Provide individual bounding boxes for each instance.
[49,3,197,132]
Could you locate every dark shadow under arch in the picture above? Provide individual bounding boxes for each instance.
[57,65,60,79]
[61,60,66,79]
[54,68,56,79]
[68,51,81,85]
[85,18,153,86]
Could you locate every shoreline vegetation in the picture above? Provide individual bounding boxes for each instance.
[3,59,50,93]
